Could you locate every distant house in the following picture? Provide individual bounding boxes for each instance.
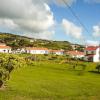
[67,50,84,58]
[26,47,49,54]
[71,44,76,50]
[0,43,12,53]
[71,44,80,50]
[84,46,100,62]
[12,48,26,54]
[50,50,64,55]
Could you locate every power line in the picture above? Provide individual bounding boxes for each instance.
[62,0,90,42]
[62,0,89,34]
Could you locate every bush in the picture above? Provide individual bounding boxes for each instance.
[0,53,26,88]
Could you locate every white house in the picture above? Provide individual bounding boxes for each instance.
[84,46,100,62]
[12,48,26,54]
[0,43,12,53]
[26,47,49,54]
[67,50,84,58]
[50,50,64,55]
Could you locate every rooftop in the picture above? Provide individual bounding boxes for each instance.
[0,43,11,49]
[67,51,84,56]
[85,46,99,51]
[26,47,49,50]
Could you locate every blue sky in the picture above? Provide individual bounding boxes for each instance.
[50,0,100,44]
[0,0,100,45]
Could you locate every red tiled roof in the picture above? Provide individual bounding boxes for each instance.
[26,47,49,50]
[50,50,64,52]
[67,51,84,56]
[85,46,99,51]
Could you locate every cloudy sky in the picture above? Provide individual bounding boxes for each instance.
[0,0,100,44]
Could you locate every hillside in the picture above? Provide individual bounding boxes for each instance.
[0,32,84,51]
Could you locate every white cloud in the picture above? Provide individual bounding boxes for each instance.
[62,19,83,39]
[23,31,55,40]
[86,40,99,46]
[0,0,55,39]
[0,19,18,30]
[93,25,100,37]
[0,0,76,39]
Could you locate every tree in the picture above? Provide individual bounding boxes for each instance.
[9,41,19,50]
[0,54,26,88]
[18,39,32,48]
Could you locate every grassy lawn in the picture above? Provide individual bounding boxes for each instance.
[0,61,100,100]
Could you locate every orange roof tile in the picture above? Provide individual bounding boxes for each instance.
[67,51,84,56]
[0,46,11,49]
[26,47,49,50]
[50,50,64,52]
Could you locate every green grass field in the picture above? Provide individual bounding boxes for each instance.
[0,61,100,100]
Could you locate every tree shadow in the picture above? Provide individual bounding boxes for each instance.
[88,71,100,74]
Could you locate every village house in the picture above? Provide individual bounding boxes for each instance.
[25,47,49,54]
[50,50,64,55]
[0,43,65,56]
[12,48,26,54]
[71,44,80,50]
[0,43,12,53]
[67,50,85,58]
[84,46,100,62]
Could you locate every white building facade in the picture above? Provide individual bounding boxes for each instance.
[50,50,64,55]
[84,46,100,62]
[0,43,12,53]
[26,47,49,54]
[67,50,84,58]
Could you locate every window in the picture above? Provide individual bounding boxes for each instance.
[86,51,88,54]
[91,51,94,54]
[3,50,6,53]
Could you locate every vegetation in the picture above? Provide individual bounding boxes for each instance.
[0,54,26,87]
[0,53,99,100]
[0,32,97,100]
[75,45,85,52]
[0,32,84,51]
[96,63,100,72]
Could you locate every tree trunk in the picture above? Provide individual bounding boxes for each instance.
[0,80,3,88]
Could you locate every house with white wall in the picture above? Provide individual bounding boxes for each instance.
[12,48,26,54]
[0,43,12,53]
[50,50,64,55]
[26,47,49,54]
[67,50,84,58]
[84,46,100,62]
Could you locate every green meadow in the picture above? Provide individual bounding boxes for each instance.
[0,59,100,100]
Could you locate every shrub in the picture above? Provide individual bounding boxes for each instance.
[0,53,26,88]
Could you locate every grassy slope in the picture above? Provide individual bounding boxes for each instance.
[0,33,72,50]
[0,61,100,100]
